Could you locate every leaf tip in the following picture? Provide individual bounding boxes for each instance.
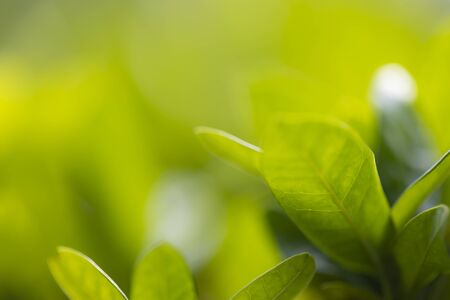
[193,125,214,136]
[56,245,76,255]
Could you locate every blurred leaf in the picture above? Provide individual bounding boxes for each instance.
[419,24,450,152]
[393,205,450,296]
[250,70,376,146]
[195,126,261,174]
[48,247,127,300]
[392,151,450,230]
[231,253,315,300]
[418,22,450,251]
[281,1,425,100]
[131,243,197,300]
[321,282,380,300]
[261,115,392,274]
[374,102,436,204]
[196,197,280,300]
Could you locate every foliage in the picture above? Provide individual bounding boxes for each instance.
[2,1,450,300]
[196,115,450,299]
[49,244,315,300]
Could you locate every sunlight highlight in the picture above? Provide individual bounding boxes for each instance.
[371,64,417,109]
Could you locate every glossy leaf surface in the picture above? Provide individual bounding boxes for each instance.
[48,247,127,300]
[261,116,392,274]
[393,205,450,295]
[195,126,261,174]
[231,253,315,300]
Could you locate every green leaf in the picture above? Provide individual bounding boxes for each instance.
[392,150,450,230]
[261,115,392,274]
[231,253,315,300]
[130,243,197,300]
[393,205,450,296]
[48,247,127,300]
[195,126,261,174]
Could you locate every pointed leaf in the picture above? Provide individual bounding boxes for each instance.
[48,247,127,300]
[392,150,450,230]
[131,243,197,300]
[393,205,450,296]
[195,126,261,174]
[261,116,392,274]
[231,253,315,300]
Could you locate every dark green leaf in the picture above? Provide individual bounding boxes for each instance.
[48,247,127,300]
[231,253,315,300]
[261,116,392,274]
[392,151,450,230]
[393,205,450,296]
[195,126,261,174]
[130,243,197,300]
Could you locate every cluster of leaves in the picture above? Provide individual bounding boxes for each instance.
[50,115,450,300]
[49,243,314,300]
[195,116,450,300]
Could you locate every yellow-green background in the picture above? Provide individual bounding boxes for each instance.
[1,0,450,299]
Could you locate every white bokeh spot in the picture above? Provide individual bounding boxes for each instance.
[371,64,417,110]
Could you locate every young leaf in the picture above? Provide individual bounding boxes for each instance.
[48,247,127,300]
[393,205,450,296]
[194,126,261,174]
[130,243,197,300]
[392,150,450,230]
[231,253,315,300]
[261,116,392,274]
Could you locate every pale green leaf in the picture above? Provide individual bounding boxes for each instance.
[231,253,315,300]
[393,205,450,296]
[195,126,262,174]
[195,126,261,174]
[419,25,450,152]
[48,247,127,300]
[130,243,197,300]
[392,150,450,230]
[261,116,392,274]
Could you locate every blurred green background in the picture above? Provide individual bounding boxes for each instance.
[1,0,450,299]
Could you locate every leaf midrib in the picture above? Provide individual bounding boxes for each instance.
[270,262,307,299]
[304,148,380,270]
